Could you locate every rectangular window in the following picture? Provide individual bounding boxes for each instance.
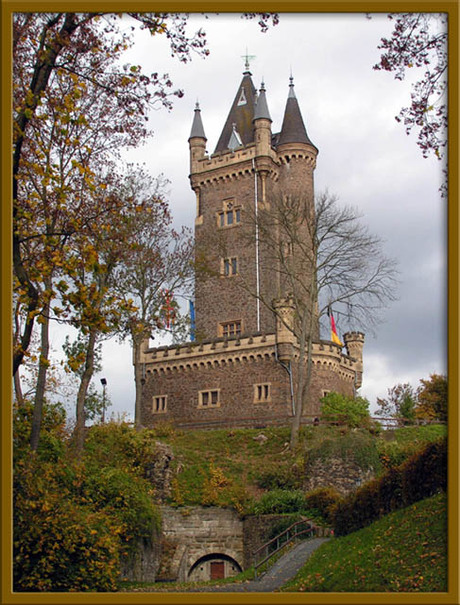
[254,383,271,403]
[222,257,238,276]
[217,206,241,228]
[220,321,242,338]
[153,395,167,413]
[199,390,220,408]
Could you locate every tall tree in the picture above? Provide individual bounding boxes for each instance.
[415,373,447,422]
[112,167,194,427]
[376,382,418,425]
[242,191,398,447]
[12,12,278,374]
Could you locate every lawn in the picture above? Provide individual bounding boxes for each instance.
[281,492,447,592]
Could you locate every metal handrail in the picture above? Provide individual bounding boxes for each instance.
[252,518,315,578]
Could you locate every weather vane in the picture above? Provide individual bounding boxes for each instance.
[241,48,256,72]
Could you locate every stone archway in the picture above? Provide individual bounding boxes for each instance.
[188,552,243,582]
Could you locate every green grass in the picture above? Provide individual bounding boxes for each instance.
[152,423,446,512]
[281,492,447,592]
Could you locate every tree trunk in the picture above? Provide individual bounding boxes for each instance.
[132,326,149,430]
[13,14,81,374]
[290,309,309,449]
[74,329,97,452]
[14,370,24,407]
[30,298,51,451]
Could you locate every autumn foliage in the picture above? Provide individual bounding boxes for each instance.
[13,407,161,591]
[333,437,447,536]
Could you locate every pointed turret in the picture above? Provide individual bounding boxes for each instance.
[253,80,271,121]
[253,81,273,168]
[189,101,207,141]
[277,76,317,151]
[189,102,207,174]
[214,69,258,153]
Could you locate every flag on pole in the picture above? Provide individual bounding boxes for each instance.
[327,306,343,347]
[189,300,196,341]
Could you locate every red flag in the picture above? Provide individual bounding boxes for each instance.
[327,306,343,347]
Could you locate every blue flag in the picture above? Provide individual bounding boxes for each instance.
[189,300,196,341]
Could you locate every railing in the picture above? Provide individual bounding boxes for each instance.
[252,518,316,579]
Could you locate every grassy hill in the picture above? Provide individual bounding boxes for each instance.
[281,493,447,592]
[153,422,446,512]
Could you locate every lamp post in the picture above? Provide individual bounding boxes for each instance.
[100,378,107,423]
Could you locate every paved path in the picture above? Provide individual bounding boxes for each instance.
[190,538,329,592]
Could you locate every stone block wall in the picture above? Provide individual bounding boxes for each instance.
[160,506,244,582]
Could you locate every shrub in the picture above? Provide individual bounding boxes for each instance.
[333,437,447,536]
[304,487,342,524]
[305,427,382,473]
[320,392,371,428]
[252,489,307,515]
[13,421,162,591]
[256,462,303,490]
[13,458,121,591]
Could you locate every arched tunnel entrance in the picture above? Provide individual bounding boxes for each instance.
[188,553,243,582]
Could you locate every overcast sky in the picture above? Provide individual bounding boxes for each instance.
[49,12,447,420]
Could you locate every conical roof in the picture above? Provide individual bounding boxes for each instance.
[214,71,257,153]
[253,81,272,121]
[189,101,207,140]
[277,76,317,150]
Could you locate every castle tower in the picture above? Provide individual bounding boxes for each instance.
[343,332,365,388]
[189,69,319,342]
[137,65,365,431]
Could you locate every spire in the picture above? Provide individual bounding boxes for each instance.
[253,80,272,121]
[189,101,207,140]
[277,75,317,150]
[214,72,258,153]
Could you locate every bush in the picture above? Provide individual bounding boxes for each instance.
[305,427,382,473]
[252,489,307,515]
[304,487,342,524]
[13,458,121,591]
[333,437,447,536]
[320,392,371,428]
[13,420,162,591]
[256,462,303,490]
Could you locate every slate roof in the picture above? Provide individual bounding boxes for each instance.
[277,77,317,151]
[189,101,207,140]
[214,72,258,153]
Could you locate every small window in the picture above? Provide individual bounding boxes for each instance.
[222,257,238,277]
[153,395,167,413]
[254,383,271,403]
[220,321,242,338]
[199,390,220,408]
[217,204,241,228]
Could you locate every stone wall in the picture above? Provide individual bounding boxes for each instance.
[140,336,359,429]
[160,505,244,582]
[304,457,376,496]
[120,534,161,583]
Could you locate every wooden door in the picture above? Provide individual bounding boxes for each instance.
[210,561,225,579]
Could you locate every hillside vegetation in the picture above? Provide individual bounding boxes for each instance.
[13,406,446,592]
[154,422,446,512]
[282,493,447,592]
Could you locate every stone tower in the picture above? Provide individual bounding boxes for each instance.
[189,67,319,342]
[137,65,364,430]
